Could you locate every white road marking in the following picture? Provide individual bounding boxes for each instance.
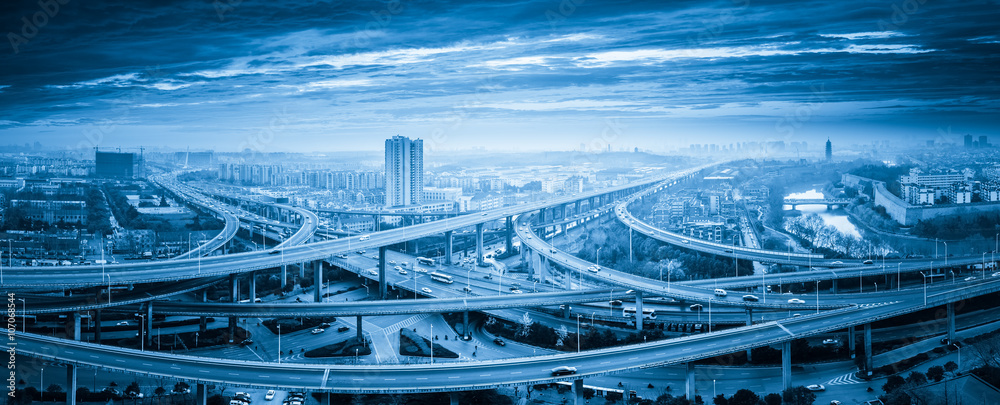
[448,376,460,379]
[510,371,522,375]
[776,323,795,336]
[115,359,126,363]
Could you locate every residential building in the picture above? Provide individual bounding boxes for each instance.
[385,135,424,207]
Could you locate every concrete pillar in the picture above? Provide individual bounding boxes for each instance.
[563,305,571,319]
[685,362,696,400]
[281,264,287,289]
[781,340,792,391]
[248,271,257,302]
[505,216,513,254]
[832,279,838,294]
[229,273,238,302]
[564,265,573,290]
[228,316,237,343]
[320,392,330,405]
[746,309,753,362]
[299,261,305,279]
[849,325,856,359]
[145,303,153,348]
[94,309,101,343]
[449,391,460,405]
[378,246,387,299]
[356,315,363,341]
[200,290,207,333]
[864,323,873,375]
[445,231,454,265]
[947,302,956,344]
[463,311,470,339]
[475,223,485,266]
[196,383,207,405]
[66,365,77,405]
[572,379,584,405]
[314,261,323,302]
[635,291,644,331]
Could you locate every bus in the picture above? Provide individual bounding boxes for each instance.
[429,272,454,284]
[416,257,435,266]
[623,307,657,320]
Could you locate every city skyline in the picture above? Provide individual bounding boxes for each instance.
[1,1,998,152]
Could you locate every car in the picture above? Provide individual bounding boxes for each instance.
[714,289,728,297]
[805,384,825,392]
[268,250,282,255]
[366,269,378,276]
[550,366,578,376]
[863,260,874,265]
[493,338,506,346]
[389,260,396,264]
[239,339,254,346]
[609,300,623,306]
[550,248,558,253]
[689,304,703,311]
[482,213,488,216]
[264,391,275,401]
[483,274,493,280]
[965,276,976,281]
[319,322,331,328]
[311,328,325,335]
[829,401,841,405]
[371,255,378,259]
[463,286,473,293]
[588,265,600,273]
[337,326,350,332]
[831,261,843,265]
[359,235,369,241]
[357,250,366,254]
[421,287,433,294]
[993,271,1000,277]
[788,298,806,304]
[235,393,252,403]
[510,289,523,294]
[398,269,407,275]
[415,267,428,273]
[682,240,690,244]
[822,339,839,345]
[742,294,759,302]
[116,321,130,326]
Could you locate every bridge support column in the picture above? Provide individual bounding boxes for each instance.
[229,274,238,343]
[314,261,323,302]
[281,264,287,289]
[506,216,513,254]
[449,391,459,405]
[463,311,470,339]
[94,309,101,343]
[356,316,363,341]
[849,326,856,359]
[832,279,838,294]
[228,316,237,344]
[746,309,753,362]
[532,250,547,284]
[572,379,584,405]
[864,323,873,376]
[378,246,388,299]
[66,364,77,405]
[145,303,153,348]
[564,265,573,290]
[475,223,485,266]
[196,383,207,405]
[248,271,257,302]
[781,340,792,391]
[947,302,956,344]
[445,231,454,265]
[635,291,644,331]
[320,392,330,405]
[685,362,696,400]
[200,290,207,333]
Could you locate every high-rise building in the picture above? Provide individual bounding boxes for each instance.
[385,135,424,207]
[965,134,974,148]
[980,135,989,148]
[95,151,136,178]
[825,138,832,161]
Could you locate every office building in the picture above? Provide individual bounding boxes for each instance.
[385,135,424,207]
[965,134,974,148]
[95,151,137,178]
[825,138,832,161]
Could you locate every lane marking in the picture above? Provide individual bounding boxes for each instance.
[510,372,522,375]
[448,376,460,379]
[776,323,795,336]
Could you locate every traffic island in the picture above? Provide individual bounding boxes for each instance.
[398,328,459,358]
[262,317,337,334]
[304,337,371,358]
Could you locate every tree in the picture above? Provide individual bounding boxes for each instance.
[207,394,226,405]
[555,325,569,347]
[173,381,190,394]
[712,394,728,405]
[905,371,927,386]
[763,393,781,405]
[781,386,816,405]
[125,381,141,396]
[926,365,945,382]
[516,312,534,338]
[944,361,959,374]
[45,384,62,394]
[882,375,906,394]
[728,389,759,405]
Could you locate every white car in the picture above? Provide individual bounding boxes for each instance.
[964,276,976,281]
[311,328,325,335]
[116,321,130,326]
[714,289,728,297]
[264,391,275,401]
[421,287,433,294]
[805,384,825,392]
[787,298,806,304]
[822,339,839,345]
[398,269,407,275]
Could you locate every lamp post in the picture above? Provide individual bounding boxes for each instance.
[576,314,581,353]
[466,268,472,295]
[897,263,902,291]
[859,271,863,294]
[944,241,948,268]
[596,247,603,268]
[16,298,25,333]
[815,280,820,314]
[920,271,928,306]
[430,324,434,364]
[139,314,145,352]
[983,252,987,279]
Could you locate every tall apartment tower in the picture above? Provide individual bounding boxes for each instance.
[825,138,832,161]
[385,135,424,207]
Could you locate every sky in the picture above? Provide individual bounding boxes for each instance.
[0,0,997,153]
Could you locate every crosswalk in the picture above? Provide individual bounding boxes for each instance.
[825,372,864,385]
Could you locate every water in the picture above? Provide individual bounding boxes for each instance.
[783,189,860,238]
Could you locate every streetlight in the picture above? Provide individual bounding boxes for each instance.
[466,268,472,295]
[920,271,928,306]
[944,241,948,268]
[40,367,43,402]
[277,324,281,363]
[897,263,901,291]
[431,324,434,364]
[576,314,581,353]
[873,282,877,293]
[596,247,603,267]
[859,270,863,294]
[983,252,987,279]
[16,298,25,333]
[139,314,145,352]
[815,280,820,314]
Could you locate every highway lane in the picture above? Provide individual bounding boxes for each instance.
[152,174,241,261]
[17,277,1000,393]
[3,163,720,288]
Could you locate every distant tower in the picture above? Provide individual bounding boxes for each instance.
[384,135,424,208]
[965,134,974,148]
[825,138,832,161]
